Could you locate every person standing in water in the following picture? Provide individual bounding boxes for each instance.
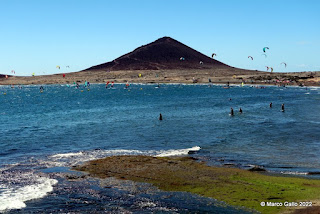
[270,102,272,108]
[239,108,242,114]
[281,104,285,112]
[230,108,234,116]
[159,113,163,121]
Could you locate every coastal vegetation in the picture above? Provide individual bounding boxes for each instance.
[75,155,320,214]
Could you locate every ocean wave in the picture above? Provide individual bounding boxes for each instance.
[0,145,201,212]
[280,171,308,175]
[155,146,201,157]
[0,173,57,212]
[309,87,320,90]
[48,146,201,167]
[51,151,84,158]
[48,149,151,167]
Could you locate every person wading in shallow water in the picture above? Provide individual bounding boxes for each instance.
[159,113,163,120]
[230,108,234,116]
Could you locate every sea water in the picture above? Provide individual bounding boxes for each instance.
[0,84,319,213]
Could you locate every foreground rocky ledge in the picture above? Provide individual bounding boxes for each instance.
[74,156,320,214]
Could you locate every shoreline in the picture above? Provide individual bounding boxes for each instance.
[1,82,319,88]
[1,70,319,87]
[75,155,320,214]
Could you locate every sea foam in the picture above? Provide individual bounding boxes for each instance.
[48,146,201,167]
[155,146,201,157]
[0,174,57,211]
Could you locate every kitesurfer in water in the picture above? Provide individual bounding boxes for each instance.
[230,108,234,116]
[281,104,285,112]
[270,102,272,108]
[159,113,163,121]
[239,108,242,114]
[40,86,44,91]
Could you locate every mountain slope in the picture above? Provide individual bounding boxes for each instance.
[85,37,230,71]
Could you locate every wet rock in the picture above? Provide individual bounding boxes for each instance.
[65,174,87,180]
[248,166,266,172]
[307,172,320,175]
[223,163,236,167]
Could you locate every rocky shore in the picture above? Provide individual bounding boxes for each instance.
[75,155,320,214]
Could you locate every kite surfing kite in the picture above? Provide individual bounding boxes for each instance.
[11,70,15,74]
[270,67,274,73]
[248,56,253,60]
[212,53,217,58]
[263,47,269,53]
[265,66,269,71]
[281,62,287,68]
[56,66,60,69]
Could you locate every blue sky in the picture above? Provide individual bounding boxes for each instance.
[1,0,319,76]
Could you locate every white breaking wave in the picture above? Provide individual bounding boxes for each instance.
[137,201,157,208]
[309,87,320,90]
[155,146,201,157]
[51,151,84,158]
[48,149,152,167]
[0,174,57,212]
[48,146,201,167]
[280,171,308,175]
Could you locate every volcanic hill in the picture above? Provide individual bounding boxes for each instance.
[86,37,230,71]
[4,36,318,86]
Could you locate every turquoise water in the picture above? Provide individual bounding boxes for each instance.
[0,84,319,213]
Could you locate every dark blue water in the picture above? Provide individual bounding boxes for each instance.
[0,83,319,213]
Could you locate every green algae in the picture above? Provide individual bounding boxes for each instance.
[75,156,320,214]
